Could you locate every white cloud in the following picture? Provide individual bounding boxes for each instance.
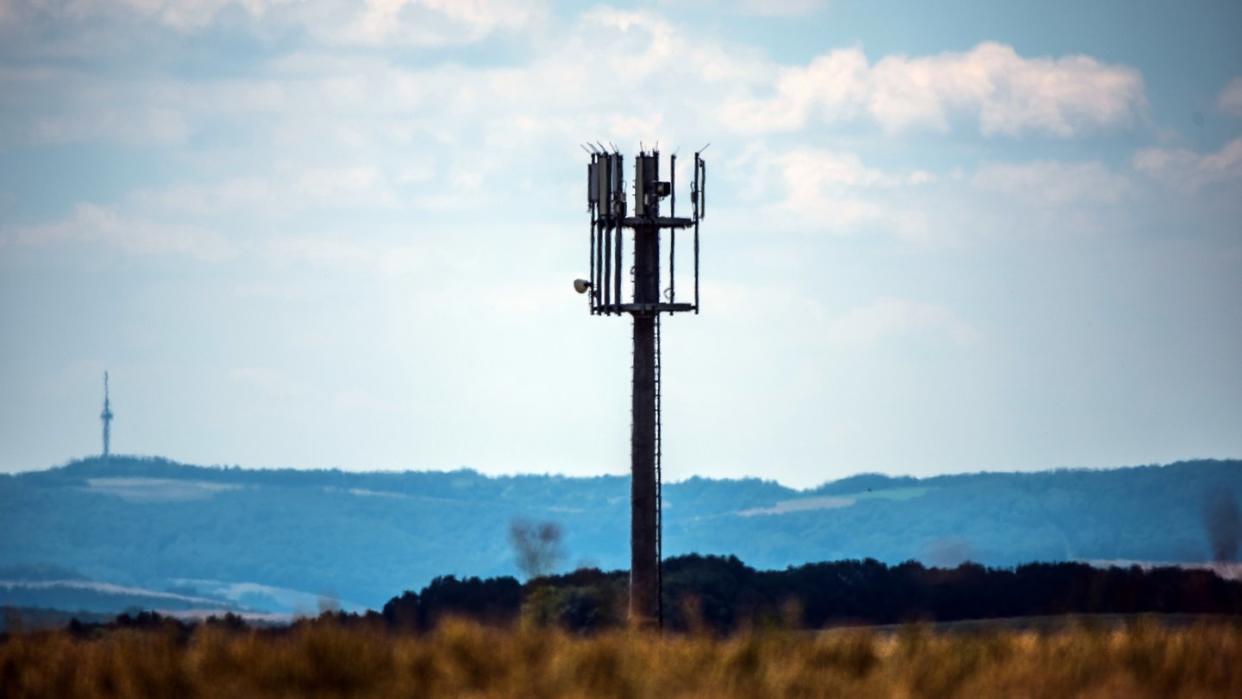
[1,66,197,146]
[263,236,379,268]
[737,146,934,240]
[296,166,392,202]
[3,203,235,260]
[1,8,753,154]
[0,6,1163,256]
[660,0,827,18]
[723,49,869,132]
[724,42,1145,137]
[1133,138,1242,191]
[1218,77,1242,117]
[972,160,1130,207]
[3,0,281,31]
[128,166,400,218]
[2,8,1143,161]
[732,0,827,17]
[262,235,427,276]
[343,0,544,47]
[131,178,274,217]
[827,297,980,349]
[31,105,189,145]
[2,0,544,44]
[776,148,935,190]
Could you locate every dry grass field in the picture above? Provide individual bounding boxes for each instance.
[2,616,1241,698]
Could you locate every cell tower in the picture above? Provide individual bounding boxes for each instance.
[574,145,706,627]
[100,371,113,459]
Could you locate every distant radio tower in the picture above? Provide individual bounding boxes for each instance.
[100,371,114,458]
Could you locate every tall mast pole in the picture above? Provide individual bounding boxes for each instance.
[630,172,660,626]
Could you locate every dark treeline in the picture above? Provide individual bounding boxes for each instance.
[384,555,1242,633]
[34,555,1241,638]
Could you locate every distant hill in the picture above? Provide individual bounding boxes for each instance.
[0,456,1238,611]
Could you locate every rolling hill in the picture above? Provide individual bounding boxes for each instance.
[0,456,1237,611]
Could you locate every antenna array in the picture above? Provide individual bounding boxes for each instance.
[584,148,705,317]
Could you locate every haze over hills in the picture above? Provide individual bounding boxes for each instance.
[0,456,1238,614]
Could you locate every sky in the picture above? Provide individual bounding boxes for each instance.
[0,0,1240,488]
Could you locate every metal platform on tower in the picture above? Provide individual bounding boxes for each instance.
[596,302,695,315]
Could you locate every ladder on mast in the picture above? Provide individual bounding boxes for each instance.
[654,312,663,627]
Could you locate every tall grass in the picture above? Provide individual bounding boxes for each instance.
[3,617,1240,698]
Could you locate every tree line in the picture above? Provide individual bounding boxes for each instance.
[380,555,1242,633]
[26,554,1240,639]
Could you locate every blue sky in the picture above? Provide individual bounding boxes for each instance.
[1,0,1239,487]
